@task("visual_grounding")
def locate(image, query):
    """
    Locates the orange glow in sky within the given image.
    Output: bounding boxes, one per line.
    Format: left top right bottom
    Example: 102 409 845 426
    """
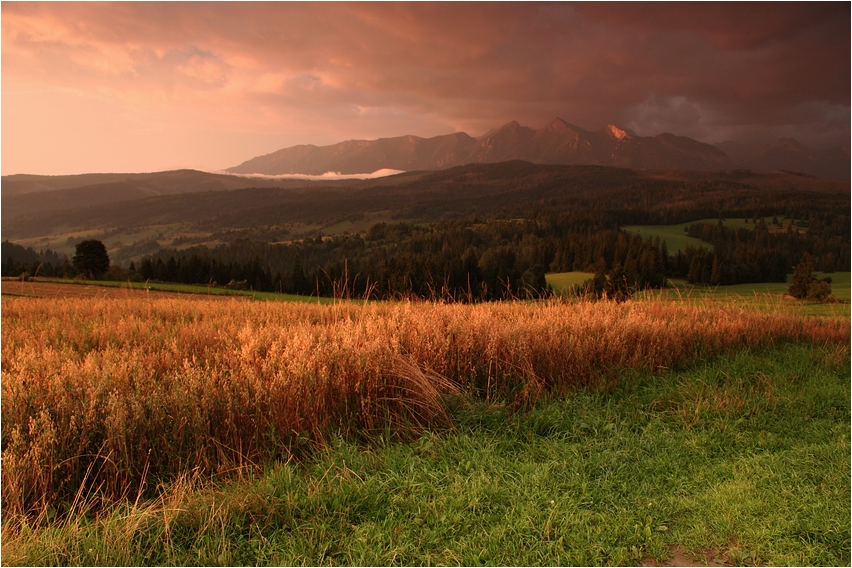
2 2 849 175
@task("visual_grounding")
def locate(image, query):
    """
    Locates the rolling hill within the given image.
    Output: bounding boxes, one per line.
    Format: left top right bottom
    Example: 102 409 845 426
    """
4 162 847 248
0 169 362 222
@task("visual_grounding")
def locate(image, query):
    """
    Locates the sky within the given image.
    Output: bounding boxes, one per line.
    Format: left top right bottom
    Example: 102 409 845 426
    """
2 1 849 175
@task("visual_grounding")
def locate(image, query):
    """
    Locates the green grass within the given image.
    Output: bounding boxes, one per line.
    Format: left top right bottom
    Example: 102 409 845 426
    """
23 277 343 304
546 271 851 316
621 223 709 254
4 344 849 566
663 272 850 301
650 273 852 317
545 271 595 291
622 217 807 254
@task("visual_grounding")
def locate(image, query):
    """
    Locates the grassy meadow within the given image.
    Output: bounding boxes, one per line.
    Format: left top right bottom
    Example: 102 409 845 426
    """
622 217 807 254
5 277 339 304
544 271 596 291
547 271 852 317
2 291 849 565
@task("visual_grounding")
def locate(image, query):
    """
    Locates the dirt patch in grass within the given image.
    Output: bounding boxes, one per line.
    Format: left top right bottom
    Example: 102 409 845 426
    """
642 546 728 567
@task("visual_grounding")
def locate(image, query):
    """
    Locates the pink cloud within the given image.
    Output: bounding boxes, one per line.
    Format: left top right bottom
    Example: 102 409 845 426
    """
2 2 848 175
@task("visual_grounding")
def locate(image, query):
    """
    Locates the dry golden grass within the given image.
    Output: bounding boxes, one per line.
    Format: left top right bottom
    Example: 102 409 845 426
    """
2 296 848 516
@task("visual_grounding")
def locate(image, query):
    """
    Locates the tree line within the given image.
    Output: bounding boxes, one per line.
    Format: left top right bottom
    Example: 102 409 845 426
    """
3 200 848 302
674 215 849 286
127 214 666 300
1 241 72 279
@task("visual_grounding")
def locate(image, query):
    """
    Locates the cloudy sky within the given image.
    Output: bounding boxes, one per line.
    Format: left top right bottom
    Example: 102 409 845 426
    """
2 2 849 175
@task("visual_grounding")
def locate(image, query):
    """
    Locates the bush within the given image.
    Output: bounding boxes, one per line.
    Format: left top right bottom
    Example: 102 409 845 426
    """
806 280 832 302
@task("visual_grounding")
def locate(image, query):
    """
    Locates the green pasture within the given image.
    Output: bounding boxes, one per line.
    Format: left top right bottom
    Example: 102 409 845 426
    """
660 272 850 301
622 217 806 254
9 277 342 305
620 223 707 254
545 271 595 291
547 271 851 316
12 223 194 258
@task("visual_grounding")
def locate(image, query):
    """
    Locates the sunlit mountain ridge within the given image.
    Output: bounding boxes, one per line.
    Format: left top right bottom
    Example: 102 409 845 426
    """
227 118 849 180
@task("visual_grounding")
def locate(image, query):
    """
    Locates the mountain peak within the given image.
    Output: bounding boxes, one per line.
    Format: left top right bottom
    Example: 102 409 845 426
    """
542 117 578 133
478 120 524 139
489 120 528 136
606 124 631 141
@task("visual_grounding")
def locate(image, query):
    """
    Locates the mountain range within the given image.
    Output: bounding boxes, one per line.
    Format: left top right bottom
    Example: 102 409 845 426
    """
227 118 849 180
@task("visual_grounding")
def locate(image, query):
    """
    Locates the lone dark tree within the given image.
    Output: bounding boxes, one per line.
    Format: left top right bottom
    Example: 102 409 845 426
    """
788 252 814 299
788 252 831 301
72 240 110 280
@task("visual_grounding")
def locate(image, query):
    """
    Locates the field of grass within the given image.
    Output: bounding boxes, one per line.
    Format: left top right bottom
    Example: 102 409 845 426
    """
1 277 339 304
661 272 851 301
622 217 806 254
545 271 595 291
620 223 708 254
547 271 851 316
3 342 848 566
12 223 193 259
2 294 849 565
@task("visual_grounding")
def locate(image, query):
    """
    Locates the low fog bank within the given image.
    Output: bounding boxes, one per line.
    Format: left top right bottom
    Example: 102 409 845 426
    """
212 168 405 181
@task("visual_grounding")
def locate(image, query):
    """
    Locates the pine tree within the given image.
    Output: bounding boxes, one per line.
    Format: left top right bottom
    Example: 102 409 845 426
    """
291 254 308 295
710 255 723 286
788 252 814 299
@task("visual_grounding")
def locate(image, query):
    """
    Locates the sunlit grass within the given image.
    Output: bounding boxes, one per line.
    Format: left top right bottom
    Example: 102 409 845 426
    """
545 271 595 291
3 344 848 566
2 295 848 519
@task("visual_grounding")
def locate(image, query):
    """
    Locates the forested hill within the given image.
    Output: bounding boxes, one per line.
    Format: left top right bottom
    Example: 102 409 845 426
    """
3 162 847 242
4 161 848 300
1 169 361 223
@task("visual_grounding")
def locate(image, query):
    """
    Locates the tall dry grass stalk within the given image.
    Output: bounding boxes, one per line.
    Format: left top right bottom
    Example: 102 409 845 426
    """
2 296 848 515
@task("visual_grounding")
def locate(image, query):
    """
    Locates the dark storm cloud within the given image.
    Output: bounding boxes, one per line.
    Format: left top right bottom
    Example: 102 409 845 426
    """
3 2 848 174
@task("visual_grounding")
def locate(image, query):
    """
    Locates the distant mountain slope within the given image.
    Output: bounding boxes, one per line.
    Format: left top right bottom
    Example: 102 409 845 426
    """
5 161 847 242
227 118 732 176
0 169 357 222
716 139 850 181
227 132 479 176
